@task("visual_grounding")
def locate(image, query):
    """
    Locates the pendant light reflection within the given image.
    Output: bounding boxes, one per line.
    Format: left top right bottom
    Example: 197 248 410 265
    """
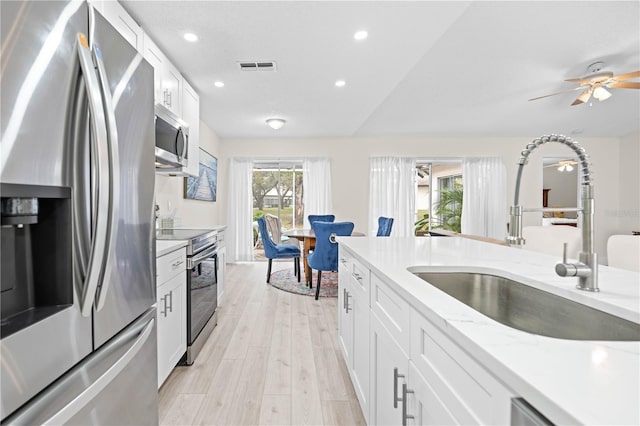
266 118 286 130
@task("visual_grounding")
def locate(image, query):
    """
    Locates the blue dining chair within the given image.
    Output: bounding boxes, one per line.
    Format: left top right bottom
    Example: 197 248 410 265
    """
307 221 354 300
257 217 301 283
376 216 394 237
308 214 335 227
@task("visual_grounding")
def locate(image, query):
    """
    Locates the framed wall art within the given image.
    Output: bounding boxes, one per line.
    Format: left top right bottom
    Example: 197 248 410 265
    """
184 148 217 202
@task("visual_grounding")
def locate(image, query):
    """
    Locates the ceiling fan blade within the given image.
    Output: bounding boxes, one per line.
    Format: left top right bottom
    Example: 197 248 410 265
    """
528 86 583 101
565 77 590 84
571 88 593 106
608 81 640 89
611 70 640 81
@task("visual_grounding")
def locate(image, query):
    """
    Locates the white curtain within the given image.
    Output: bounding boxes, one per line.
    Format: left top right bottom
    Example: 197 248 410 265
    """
369 157 416 237
461 157 507 240
302 158 332 225
227 158 254 261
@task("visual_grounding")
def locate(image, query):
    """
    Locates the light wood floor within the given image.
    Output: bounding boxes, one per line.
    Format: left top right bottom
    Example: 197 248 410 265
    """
158 261 366 426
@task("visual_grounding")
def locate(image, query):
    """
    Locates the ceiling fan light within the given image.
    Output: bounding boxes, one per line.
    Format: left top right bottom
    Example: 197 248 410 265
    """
266 118 286 130
593 86 612 101
565 164 574 172
557 164 565 172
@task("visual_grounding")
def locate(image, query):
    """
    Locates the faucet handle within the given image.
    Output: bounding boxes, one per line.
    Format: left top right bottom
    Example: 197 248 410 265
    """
562 242 568 264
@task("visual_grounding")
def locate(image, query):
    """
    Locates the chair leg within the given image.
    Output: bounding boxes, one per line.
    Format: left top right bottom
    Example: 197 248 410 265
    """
315 271 322 300
296 257 301 282
267 259 272 283
293 257 298 278
308 269 312 289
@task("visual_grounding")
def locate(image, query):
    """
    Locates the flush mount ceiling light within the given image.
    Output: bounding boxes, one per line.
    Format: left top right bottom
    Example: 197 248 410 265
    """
354 30 368 40
335 80 346 87
183 32 198 42
214 81 225 88
266 118 286 130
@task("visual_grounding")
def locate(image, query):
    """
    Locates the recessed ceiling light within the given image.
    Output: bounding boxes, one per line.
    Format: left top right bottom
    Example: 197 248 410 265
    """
354 30 368 41
214 81 225 88
335 80 346 87
266 118 286 130
184 33 198 42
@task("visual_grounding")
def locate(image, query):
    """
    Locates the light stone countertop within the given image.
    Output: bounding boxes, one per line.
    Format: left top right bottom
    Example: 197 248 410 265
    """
156 240 188 257
337 236 640 426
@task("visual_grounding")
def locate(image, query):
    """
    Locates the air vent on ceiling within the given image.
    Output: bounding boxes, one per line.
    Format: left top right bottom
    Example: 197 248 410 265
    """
238 61 277 71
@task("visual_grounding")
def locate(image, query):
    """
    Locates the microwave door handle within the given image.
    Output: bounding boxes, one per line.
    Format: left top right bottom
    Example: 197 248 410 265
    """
74 34 110 317
91 45 120 312
175 127 187 161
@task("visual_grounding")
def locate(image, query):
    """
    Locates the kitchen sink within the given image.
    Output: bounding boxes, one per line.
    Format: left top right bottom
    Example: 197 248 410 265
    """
410 271 640 341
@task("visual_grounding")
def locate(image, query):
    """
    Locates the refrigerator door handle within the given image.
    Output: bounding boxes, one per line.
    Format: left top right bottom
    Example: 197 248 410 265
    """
74 34 110 317
91 45 121 312
45 318 155 425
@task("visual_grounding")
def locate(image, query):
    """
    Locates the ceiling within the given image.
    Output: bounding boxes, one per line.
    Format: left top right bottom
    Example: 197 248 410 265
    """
121 1 640 140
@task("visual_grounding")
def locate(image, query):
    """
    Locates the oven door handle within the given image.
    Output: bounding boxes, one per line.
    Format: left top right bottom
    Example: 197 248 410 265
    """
188 245 218 269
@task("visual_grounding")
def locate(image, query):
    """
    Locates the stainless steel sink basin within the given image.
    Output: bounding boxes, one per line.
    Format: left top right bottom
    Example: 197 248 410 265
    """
412 272 640 341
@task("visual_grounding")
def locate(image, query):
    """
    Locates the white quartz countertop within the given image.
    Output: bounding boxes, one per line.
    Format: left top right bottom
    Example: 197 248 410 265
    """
156 240 187 257
337 236 640 425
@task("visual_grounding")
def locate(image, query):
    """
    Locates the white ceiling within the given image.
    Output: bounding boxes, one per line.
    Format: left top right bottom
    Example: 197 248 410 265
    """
121 1 640 139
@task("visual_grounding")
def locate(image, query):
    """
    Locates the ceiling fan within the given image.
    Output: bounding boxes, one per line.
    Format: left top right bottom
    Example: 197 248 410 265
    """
544 159 578 172
529 62 640 106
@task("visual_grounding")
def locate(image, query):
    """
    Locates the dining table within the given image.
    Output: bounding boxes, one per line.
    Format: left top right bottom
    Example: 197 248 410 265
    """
283 228 365 284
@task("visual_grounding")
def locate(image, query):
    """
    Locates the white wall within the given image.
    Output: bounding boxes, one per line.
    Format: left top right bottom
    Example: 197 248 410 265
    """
154 121 223 228
617 131 640 233
220 135 624 258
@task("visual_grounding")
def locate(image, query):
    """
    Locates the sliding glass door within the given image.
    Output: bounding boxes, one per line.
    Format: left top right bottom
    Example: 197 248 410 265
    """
252 161 304 230
415 161 463 235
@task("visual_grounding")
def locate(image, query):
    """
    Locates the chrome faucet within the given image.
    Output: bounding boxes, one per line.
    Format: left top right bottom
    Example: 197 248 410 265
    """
506 134 598 292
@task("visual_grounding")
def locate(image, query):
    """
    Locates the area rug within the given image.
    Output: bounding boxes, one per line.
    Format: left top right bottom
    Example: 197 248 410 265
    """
268 269 338 297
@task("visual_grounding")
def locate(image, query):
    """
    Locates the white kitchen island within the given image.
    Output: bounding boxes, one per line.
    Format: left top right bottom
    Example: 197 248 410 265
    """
336 236 640 425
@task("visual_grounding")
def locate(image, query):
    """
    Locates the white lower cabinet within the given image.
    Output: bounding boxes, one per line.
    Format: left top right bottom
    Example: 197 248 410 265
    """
217 244 226 303
338 246 514 426
156 247 186 388
407 361 457 425
338 253 370 421
370 312 409 426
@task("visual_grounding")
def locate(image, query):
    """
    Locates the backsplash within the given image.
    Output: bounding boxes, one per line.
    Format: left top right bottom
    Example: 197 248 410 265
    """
154 121 222 228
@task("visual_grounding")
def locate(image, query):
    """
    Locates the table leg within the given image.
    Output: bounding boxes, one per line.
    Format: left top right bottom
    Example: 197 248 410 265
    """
304 238 312 285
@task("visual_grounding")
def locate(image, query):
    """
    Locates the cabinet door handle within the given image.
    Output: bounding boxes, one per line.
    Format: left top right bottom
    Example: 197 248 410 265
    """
345 290 352 313
163 89 168 106
167 91 172 107
402 383 415 426
168 290 173 313
160 294 168 317
343 288 347 311
393 368 405 408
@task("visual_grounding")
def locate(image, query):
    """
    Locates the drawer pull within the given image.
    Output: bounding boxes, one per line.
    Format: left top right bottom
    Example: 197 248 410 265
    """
353 272 362 281
171 259 184 270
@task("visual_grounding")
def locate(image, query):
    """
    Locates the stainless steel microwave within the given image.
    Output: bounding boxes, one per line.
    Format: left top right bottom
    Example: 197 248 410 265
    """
155 104 189 169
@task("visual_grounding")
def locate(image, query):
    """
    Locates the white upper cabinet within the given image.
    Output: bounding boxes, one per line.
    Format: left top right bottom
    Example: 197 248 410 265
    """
181 80 200 177
142 33 182 117
91 0 143 51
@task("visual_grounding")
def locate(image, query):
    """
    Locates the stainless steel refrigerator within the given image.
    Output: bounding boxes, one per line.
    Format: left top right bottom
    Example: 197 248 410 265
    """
1 1 158 423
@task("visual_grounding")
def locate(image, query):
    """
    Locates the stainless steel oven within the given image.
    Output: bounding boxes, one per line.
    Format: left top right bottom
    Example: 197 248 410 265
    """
156 229 218 365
